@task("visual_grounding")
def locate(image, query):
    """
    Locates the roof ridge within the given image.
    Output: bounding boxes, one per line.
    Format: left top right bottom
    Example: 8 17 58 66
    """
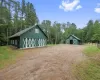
67 34 80 40
72 35 80 40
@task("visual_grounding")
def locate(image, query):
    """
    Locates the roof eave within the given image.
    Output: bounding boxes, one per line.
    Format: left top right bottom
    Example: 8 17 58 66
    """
9 35 20 39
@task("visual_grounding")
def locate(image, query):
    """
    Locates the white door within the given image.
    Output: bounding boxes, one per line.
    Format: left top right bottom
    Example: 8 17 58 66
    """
23 38 27 48
32 39 35 48
38 39 40 47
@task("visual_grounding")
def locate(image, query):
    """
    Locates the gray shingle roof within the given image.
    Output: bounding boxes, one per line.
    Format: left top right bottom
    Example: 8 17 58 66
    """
9 26 34 38
67 34 81 40
72 35 80 40
9 25 48 38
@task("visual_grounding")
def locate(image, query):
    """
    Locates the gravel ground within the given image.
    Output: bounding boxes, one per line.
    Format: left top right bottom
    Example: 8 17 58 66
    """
0 44 85 80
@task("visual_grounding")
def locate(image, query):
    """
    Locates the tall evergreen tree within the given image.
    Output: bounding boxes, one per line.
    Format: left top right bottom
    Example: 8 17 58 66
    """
0 0 39 45
21 0 25 29
25 2 39 26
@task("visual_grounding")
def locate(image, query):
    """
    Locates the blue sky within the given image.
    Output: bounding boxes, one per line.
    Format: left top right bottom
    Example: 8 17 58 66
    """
25 0 100 28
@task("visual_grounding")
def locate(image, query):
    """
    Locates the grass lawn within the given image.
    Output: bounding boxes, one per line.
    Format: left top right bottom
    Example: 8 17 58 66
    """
84 45 100 57
47 44 56 46
73 45 100 80
0 46 23 69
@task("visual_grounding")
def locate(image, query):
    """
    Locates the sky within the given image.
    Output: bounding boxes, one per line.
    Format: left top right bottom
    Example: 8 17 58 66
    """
25 0 100 28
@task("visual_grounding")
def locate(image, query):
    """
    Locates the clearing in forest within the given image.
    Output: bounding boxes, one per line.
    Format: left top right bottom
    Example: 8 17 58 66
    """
0 44 85 80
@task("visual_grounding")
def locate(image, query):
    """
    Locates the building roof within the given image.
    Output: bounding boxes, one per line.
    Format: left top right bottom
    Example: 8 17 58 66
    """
9 25 48 38
67 34 81 40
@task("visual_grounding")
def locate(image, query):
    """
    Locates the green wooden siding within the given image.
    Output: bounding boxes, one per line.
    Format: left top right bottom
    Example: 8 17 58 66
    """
66 36 80 45
20 25 47 48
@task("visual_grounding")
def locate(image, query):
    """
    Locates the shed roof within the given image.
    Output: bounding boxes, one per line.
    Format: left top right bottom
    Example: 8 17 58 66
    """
67 34 81 40
9 25 47 38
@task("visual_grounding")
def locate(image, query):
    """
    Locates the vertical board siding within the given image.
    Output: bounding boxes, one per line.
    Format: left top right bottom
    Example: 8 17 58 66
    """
66 35 80 45
20 26 47 48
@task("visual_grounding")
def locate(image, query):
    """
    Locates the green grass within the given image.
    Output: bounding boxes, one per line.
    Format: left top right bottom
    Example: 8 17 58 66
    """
47 44 56 46
74 60 100 80
84 45 100 57
73 45 100 80
0 46 23 69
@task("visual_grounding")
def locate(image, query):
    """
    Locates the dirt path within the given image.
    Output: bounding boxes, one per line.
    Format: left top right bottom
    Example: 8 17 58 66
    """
0 44 85 80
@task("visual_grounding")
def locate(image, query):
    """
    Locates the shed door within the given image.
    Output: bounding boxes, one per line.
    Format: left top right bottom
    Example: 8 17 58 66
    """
23 38 27 48
38 39 44 47
70 40 73 44
23 38 36 48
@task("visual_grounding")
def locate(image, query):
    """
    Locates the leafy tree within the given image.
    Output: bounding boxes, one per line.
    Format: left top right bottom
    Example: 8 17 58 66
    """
41 20 51 43
84 20 94 42
0 0 39 45
53 22 62 44
92 20 100 42
25 2 39 26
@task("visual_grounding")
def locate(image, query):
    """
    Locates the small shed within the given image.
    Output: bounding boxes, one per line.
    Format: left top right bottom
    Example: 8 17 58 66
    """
9 25 48 49
66 35 81 45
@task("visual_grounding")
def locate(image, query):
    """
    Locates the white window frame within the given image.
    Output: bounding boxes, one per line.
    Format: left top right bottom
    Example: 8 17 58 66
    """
35 29 39 33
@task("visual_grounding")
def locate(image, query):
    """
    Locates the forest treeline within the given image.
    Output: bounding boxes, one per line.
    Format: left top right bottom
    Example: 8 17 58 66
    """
0 0 38 45
0 0 100 45
41 20 100 44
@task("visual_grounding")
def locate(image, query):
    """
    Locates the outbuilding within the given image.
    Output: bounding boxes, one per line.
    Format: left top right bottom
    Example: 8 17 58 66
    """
66 35 81 45
9 25 47 49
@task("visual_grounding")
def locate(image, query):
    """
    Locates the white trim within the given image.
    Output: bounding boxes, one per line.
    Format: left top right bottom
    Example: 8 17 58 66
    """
26 38 27 48
32 39 35 48
23 38 27 48
41 39 42 46
38 39 40 47
34 39 36 47
22 38 47 49
42 39 44 46
29 38 31 48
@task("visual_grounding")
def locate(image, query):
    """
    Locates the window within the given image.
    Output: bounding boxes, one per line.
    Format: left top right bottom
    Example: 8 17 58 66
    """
11 40 12 44
13 40 14 44
35 29 39 33
13 40 15 45
15 40 17 45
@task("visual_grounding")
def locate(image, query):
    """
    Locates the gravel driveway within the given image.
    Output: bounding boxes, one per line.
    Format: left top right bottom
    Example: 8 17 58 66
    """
0 44 85 80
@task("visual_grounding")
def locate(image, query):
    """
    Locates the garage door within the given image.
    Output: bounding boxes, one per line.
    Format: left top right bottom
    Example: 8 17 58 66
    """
23 38 46 48
23 38 36 48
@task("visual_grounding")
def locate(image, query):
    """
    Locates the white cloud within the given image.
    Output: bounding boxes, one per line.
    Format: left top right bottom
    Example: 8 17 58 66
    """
59 0 82 12
95 3 100 13
76 5 82 10
95 8 100 13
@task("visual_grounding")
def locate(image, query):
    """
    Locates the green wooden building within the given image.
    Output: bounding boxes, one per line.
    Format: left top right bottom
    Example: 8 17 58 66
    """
66 35 81 45
9 25 48 49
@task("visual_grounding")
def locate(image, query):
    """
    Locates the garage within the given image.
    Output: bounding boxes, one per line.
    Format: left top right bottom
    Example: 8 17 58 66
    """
66 34 81 45
9 25 47 49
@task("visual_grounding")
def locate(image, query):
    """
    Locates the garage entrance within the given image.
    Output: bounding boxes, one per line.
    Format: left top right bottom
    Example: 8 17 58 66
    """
70 40 73 44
